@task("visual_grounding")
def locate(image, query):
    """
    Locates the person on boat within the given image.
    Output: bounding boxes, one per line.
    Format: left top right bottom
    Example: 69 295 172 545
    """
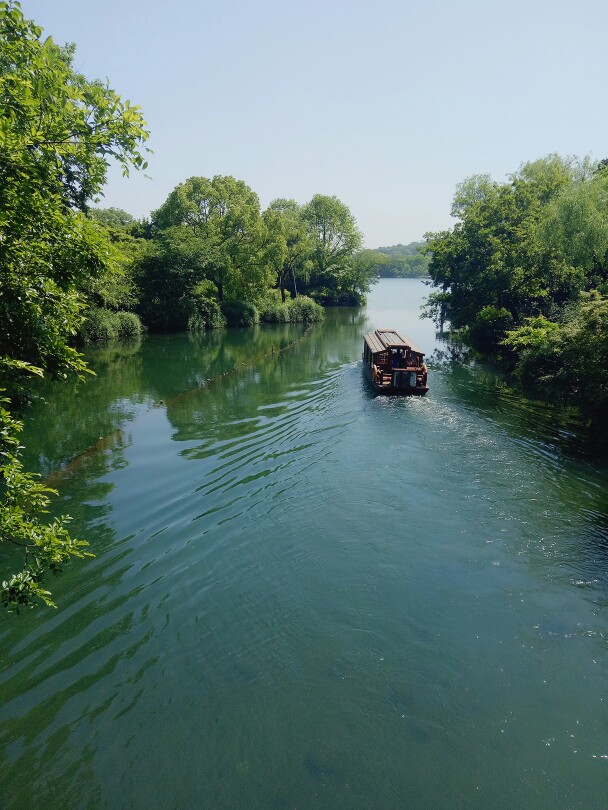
392 351 401 369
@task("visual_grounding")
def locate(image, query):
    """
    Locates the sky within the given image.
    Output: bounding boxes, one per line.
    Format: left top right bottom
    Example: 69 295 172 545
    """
21 0 608 248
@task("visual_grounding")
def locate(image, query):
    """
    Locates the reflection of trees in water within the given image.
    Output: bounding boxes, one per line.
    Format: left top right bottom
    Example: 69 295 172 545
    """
427 332 597 460
165 309 370 445
1 310 376 806
437 349 593 457
429 343 472 368
21 340 143 477
135 324 309 398
21 309 370 480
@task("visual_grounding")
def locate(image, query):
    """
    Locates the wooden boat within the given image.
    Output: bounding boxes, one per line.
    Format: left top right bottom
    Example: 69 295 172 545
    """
362 328 429 395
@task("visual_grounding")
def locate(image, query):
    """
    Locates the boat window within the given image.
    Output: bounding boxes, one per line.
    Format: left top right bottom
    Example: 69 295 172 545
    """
393 370 418 388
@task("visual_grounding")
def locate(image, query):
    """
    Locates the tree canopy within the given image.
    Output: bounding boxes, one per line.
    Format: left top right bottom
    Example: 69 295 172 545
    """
131 182 370 330
424 155 588 337
262 199 312 302
425 153 608 422
370 242 431 278
0 0 149 610
151 175 269 302
302 194 363 302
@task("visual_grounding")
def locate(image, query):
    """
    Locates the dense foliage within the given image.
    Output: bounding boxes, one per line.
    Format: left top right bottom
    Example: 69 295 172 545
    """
128 181 373 330
0 1 149 609
371 242 431 278
425 155 608 420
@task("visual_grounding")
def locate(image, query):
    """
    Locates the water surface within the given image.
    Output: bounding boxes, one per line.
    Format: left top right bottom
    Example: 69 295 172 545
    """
2 279 608 808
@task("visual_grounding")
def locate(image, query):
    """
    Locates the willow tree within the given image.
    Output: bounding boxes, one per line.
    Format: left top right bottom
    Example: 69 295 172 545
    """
0 1 149 610
537 168 608 288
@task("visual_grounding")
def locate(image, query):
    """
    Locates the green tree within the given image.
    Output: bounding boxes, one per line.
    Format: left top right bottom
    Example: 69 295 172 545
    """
371 242 431 278
77 217 146 313
503 293 608 420
339 249 379 305
302 194 362 303
152 176 269 302
89 206 135 228
134 228 212 331
537 169 608 288
262 199 312 301
0 1 149 609
424 156 582 341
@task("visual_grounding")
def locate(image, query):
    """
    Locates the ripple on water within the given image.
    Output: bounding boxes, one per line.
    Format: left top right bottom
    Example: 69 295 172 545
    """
4 301 608 809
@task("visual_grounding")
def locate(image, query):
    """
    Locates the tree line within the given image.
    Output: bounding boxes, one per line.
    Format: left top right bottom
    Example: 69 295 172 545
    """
0 1 152 610
425 155 608 425
83 178 376 340
370 242 430 278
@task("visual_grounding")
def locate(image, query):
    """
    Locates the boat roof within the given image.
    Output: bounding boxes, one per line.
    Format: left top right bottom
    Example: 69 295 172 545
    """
363 328 424 355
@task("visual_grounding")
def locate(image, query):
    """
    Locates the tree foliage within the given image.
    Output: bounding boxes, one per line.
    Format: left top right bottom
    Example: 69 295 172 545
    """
503 293 608 417
371 242 431 278
0 1 149 609
89 206 135 227
135 182 367 327
301 194 362 302
425 155 587 337
262 199 311 301
152 176 269 302
426 153 608 421
1 373 91 610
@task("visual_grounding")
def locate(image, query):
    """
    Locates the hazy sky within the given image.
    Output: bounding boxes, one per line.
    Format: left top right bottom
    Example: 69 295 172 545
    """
21 0 608 247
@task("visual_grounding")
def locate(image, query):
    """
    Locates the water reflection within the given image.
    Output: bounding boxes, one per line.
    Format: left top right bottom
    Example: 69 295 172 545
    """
2 281 608 809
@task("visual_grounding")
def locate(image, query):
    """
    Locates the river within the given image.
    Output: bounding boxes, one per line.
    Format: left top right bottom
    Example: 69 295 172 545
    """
1 279 607 809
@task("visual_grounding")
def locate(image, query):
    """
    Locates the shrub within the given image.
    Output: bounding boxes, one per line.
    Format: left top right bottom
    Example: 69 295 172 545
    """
259 301 291 323
115 311 143 339
221 300 259 327
188 294 226 331
79 308 142 341
80 307 120 341
468 306 514 351
136 293 193 332
286 296 324 323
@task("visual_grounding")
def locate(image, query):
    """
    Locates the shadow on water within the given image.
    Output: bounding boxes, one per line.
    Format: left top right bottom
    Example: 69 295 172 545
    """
432 342 601 459
428 343 608 597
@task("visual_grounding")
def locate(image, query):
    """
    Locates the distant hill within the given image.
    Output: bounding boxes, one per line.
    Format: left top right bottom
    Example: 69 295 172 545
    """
370 241 430 278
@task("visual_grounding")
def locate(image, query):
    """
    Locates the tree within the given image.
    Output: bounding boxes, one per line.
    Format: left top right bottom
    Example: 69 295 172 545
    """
134 228 211 331
262 199 312 301
537 170 608 287
370 242 431 278
88 206 135 227
503 293 608 420
152 176 269 302
424 155 583 340
339 249 379 305
302 194 362 302
0 1 149 609
450 174 496 218
0 1 148 377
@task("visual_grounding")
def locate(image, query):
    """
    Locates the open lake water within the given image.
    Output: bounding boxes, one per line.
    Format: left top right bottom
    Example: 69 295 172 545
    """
1 279 608 808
